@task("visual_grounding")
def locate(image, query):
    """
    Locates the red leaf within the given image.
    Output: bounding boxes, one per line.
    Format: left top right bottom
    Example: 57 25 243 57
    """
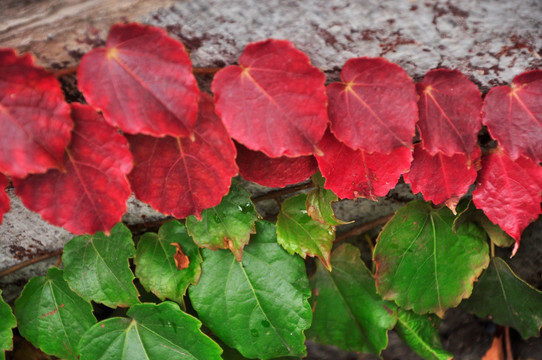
77 23 199 137
13 103 133 234
472 149 542 253
315 130 412 200
0 173 9 223
127 93 238 220
0 48 72 177
482 70 542 163
327 57 417 153
212 39 328 157
417 69 482 156
236 143 317 187
404 143 481 212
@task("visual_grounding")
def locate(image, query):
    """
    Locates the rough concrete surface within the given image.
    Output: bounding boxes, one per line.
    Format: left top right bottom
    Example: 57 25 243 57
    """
0 0 541 359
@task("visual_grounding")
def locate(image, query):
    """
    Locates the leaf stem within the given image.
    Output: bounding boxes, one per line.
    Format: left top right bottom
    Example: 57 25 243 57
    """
490 240 495 258
504 326 513 360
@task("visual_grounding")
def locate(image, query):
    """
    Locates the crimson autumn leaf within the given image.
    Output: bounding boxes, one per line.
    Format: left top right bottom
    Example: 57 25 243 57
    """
77 22 199 138
127 93 238 220
404 143 480 212
0 48 72 178
482 70 542 163
0 173 8 224
236 143 318 187
13 103 133 235
315 130 412 200
212 39 328 157
327 57 417 153
472 149 542 254
416 69 482 157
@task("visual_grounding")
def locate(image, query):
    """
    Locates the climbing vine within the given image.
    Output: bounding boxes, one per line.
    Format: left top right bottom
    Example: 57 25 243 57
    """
0 22 541 359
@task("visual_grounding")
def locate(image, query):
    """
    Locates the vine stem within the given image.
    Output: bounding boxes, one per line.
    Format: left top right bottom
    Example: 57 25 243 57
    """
50 65 222 78
0 249 63 278
251 182 315 203
334 214 393 243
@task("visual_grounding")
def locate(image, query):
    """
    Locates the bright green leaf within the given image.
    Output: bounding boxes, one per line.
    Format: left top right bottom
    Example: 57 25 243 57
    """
189 220 312 359
14 267 96 359
461 257 542 339
186 182 259 261
0 290 16 360
135 220 202 305
307 243 397 355
78 302 222 360
395 308 452 360
374 200 489 317
306 172 350 226
276 193 335 270
62 223 139 308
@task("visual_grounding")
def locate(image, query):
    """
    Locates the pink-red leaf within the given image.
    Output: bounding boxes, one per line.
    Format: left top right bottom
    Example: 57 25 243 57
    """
127 93 238 220
78 23 199 137
212 39 328 157
472 149 542 253
404 144 481 213
327 57 417 153
0 48 72 178
0 173 9 223
236 143 317 187
416 69 482 156
482 70 542 163
13 103 133 235
315 130 412 200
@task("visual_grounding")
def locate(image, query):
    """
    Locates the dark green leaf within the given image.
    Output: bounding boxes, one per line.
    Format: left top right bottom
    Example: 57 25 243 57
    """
307 243 397 354
14 267 96 359
189 220 312 359
306 172 350 226
395 309 452 360
78 302 222 360
0 290 16 360
461 257 542 339
186 182 258 261
374 200 489 317
453 200 514 248
62 223 139 308
276 193 335 270
135 220 202 305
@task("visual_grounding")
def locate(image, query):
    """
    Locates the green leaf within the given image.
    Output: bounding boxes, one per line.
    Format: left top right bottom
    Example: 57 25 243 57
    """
453 200 514 248
307 243 397 355
189 220 312 359
78 302 222 360
395 309 452 360
135 220 202 305
374 200 489 317
14 267 97 359
62 223 139 308
461 257 542 339
0 290 16 360
276 193 335 270
186 182 259 261
306 172 350 226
